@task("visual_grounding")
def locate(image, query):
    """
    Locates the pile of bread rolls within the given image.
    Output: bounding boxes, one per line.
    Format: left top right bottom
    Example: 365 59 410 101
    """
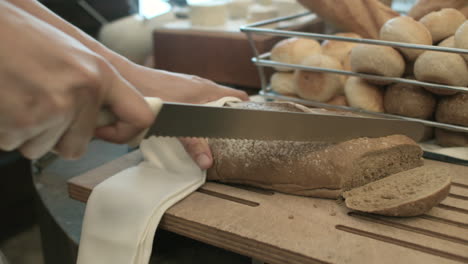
269 8 468 146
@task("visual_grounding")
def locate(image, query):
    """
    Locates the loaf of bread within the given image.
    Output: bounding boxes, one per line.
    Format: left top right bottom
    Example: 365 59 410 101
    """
408 0 468 20
350 44 405 84
435 128 468 147
344 77 384 112
294 54 344 102
384 82 436 119
419 8 466 43
379 16 433 61
207 102 424 199
270 72 296 96
343 165 451 216
435 93 468 126
414 51 468 95
455 21 468 63
296 0 398 39
270 37 321 71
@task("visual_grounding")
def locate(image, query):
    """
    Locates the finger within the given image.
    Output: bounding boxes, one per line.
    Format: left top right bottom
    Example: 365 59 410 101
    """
94 77 153 143
229 88 249 101
19 122 68 160
179 138 213 169
207 85 249 103
54 103 98 159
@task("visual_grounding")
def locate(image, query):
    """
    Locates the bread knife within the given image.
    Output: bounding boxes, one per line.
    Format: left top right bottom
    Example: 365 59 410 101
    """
98 97 426 143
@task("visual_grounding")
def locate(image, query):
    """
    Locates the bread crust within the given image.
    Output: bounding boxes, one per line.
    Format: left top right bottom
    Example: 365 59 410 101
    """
408 0 468 20
435 128 468 147
436 93 468 126
455 21 468 63
294 54 344 102
384 82 436 119
380 16 433 61
345 77 384 112
270 72 296 96
270 37 321 71
414 51 468 94
419 8 466 43
322 32 362 64
350 44 405 84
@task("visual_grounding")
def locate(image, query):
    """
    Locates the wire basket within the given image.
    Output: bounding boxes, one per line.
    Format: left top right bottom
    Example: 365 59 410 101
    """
240 12 468 134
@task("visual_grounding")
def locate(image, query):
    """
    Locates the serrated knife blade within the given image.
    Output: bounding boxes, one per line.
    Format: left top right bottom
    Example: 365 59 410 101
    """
144 102 426 142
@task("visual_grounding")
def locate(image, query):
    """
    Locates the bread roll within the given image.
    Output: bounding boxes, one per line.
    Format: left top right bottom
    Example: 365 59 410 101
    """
438 35 455 47
326 95 348 107
344 77 384 112
455 21 468 63
422 126 435 141
384 82 436 119
419 8 466 43
408 0 468 20
270 72 296 96
379 16 433 61
207 102 423 198
436 93 468 126
435 128 468 147
294 54 344 102
461 5 468 17
350 44 405 84
270 37 321 71
342 52 352 72
322 32 362 64
414 51 468 95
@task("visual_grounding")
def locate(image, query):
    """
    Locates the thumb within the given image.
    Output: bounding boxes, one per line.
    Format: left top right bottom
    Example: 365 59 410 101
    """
94 75 154 144
179 138 213 170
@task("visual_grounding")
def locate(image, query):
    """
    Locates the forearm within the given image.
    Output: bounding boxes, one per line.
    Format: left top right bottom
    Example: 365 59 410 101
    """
6 0 135 74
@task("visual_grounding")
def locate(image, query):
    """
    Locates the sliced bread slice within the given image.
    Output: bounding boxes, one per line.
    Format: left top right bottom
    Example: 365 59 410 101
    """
342 165 451 216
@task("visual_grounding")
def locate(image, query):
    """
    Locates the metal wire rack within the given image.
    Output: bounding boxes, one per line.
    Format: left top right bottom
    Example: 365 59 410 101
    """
240 12 468 134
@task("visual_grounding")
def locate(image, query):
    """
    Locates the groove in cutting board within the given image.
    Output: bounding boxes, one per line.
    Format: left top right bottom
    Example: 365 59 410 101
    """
449 193 468 201
225 183 275 195
438 204 468 215
335 225 468 263
197 188 260 207
348 212 468 246
420 215 468 229
452 182 468 189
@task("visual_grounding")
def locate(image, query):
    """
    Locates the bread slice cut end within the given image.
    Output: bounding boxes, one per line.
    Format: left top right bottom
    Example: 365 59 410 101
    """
343 165 451 217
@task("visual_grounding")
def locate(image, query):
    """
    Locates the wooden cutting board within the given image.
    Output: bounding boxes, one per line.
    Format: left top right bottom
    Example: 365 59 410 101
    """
68 151 468 264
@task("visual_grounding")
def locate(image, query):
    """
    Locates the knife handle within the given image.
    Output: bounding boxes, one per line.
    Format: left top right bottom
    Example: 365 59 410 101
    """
97 97 163 146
